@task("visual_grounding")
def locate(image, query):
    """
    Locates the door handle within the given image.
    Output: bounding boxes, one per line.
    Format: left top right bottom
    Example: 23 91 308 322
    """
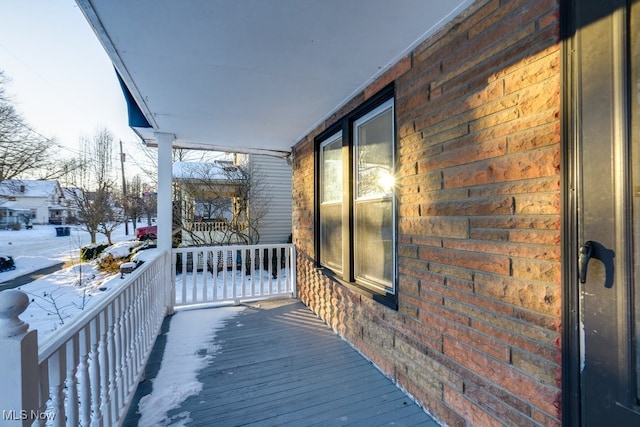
579 241 593 284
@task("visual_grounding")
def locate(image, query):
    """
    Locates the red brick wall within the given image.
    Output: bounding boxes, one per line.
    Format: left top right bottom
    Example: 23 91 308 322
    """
292 0 562 425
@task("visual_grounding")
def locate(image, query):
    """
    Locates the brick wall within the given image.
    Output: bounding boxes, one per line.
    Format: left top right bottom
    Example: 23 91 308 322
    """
292 0 562 425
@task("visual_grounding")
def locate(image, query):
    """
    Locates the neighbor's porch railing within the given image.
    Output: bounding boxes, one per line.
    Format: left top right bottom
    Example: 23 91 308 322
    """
0 243 296 426
172 243 296 307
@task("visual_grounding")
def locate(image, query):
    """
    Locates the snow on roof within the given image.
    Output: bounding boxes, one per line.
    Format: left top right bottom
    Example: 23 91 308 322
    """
63 187 84 199
0 179 60 198
172 161 243 181
0 200 31 211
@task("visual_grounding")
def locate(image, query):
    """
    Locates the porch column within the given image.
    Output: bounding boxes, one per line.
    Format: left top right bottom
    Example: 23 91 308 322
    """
155 132 175 314
0 290 39 426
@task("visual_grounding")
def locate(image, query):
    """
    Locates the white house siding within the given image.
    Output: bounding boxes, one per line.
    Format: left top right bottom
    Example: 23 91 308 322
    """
0 180 65 225
241 154 292 244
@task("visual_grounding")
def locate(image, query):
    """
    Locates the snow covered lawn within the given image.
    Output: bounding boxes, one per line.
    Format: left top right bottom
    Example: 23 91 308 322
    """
0 224 139 337
0 224 129 282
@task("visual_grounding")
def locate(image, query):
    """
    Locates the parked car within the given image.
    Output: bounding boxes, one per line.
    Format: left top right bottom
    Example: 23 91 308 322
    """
136 225 157 240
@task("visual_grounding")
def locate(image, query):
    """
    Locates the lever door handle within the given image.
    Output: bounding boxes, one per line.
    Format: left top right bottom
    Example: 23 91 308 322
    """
579 241 593 284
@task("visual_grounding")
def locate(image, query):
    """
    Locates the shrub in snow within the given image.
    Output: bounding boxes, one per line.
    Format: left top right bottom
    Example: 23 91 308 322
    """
97 240 142 273
0 253 15 271
80 243 109 261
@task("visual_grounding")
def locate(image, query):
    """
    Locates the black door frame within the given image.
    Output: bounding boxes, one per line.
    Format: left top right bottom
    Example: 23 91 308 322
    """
561 1 638 425
560 1 581 423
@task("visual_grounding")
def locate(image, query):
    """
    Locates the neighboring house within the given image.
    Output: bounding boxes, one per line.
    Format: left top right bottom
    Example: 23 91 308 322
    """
173 155 292 246
0 180 67 225
235 154 292 244
75 1 640 425
0 200 31 229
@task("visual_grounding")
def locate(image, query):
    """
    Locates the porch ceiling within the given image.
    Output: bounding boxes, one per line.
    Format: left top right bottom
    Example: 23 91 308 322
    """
77 0 473 157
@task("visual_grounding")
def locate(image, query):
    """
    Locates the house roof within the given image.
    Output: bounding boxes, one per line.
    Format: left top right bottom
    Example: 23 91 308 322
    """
0 180 60 199
173 162 243 182
76 0 474 157
0 200 31 211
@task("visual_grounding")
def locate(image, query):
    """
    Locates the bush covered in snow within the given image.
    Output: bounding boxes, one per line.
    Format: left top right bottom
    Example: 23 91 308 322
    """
80 243 109 261
97 240 142 273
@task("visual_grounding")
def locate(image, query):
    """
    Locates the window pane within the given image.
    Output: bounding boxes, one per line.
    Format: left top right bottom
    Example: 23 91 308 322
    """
320 133 342 271
322 136 343 203
354 100 394 292
355 198 393 290
320 203 342 271
356 108 393 200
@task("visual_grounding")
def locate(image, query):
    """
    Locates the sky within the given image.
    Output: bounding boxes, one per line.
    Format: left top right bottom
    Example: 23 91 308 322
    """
0 0 151 177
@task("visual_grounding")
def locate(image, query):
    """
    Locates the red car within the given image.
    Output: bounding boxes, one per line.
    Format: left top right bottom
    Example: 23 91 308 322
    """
136 225 157 240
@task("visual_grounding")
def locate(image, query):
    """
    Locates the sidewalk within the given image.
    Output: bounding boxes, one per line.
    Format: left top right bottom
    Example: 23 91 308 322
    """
0 262 64 290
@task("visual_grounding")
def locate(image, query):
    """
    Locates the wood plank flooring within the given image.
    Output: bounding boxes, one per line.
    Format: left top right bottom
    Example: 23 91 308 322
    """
124 299 439 426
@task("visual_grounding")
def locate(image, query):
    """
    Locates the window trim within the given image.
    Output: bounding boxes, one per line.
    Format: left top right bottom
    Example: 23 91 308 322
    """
314 83 397 309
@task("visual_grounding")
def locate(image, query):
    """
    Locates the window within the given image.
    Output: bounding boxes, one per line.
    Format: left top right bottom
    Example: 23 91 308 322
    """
320 133 343 272
354 101 395 291
317 88 396 307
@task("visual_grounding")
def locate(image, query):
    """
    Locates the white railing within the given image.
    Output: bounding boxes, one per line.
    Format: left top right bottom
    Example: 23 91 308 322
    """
183 220 248 232
0 243 297 426
172 243 296 307
0 251 168 426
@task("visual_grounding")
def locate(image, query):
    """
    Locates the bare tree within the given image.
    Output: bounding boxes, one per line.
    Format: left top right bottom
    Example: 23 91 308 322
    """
0 70 78 182
176 158 270 246
123 174 157 229
67 128 122 244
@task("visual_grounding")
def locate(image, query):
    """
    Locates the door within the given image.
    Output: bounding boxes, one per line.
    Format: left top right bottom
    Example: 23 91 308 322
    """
571 0 640 424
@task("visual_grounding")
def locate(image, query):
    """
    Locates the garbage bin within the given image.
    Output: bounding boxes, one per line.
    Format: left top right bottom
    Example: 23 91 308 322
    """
55 227 64 237
64 226 71 236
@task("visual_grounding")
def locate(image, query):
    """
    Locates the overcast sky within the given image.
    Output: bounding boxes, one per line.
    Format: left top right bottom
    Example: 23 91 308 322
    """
0 0 149 174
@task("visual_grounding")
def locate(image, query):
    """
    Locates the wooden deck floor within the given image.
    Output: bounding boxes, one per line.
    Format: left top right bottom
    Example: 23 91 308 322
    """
124 299 439 426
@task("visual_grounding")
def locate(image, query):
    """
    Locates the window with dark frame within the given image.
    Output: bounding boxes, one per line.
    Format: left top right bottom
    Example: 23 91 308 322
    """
317 89 397 308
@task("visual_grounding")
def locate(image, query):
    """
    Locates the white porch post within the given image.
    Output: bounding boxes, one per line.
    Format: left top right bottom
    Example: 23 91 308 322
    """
0 290 39 426
155 132 175 314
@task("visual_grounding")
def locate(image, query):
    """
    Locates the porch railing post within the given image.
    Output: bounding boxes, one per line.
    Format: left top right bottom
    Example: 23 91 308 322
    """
0 290 39 426
166 250 175 315
291 245 297 298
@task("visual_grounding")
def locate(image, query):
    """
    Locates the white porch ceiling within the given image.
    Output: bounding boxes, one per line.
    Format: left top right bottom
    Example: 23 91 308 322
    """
77 0 474 157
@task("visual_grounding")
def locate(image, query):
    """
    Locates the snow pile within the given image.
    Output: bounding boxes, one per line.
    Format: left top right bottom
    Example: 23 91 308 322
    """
137 306 244 426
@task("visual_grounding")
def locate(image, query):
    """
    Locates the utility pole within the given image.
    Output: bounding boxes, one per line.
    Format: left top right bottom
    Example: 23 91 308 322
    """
120 140 129 235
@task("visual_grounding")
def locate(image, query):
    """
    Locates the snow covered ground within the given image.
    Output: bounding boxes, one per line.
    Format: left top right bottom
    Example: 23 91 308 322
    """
0 224 136 335
0 224 128 282
0 223 245 425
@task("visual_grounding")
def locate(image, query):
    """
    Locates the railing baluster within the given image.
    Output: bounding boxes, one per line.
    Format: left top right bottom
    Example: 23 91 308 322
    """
250 249 256 297
47 347 65 427
259 248 265 296
268 248 274 295
35 362 49 427
222 250 228 300
99 309 112 426
276 247 282 293
65 336 79 427
113 297 123 419
181 250 187 304
124 285 135 397
78 324 91 426
232 249 238 301
203 250 210 302
240 249 247 299
89 317 103 426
